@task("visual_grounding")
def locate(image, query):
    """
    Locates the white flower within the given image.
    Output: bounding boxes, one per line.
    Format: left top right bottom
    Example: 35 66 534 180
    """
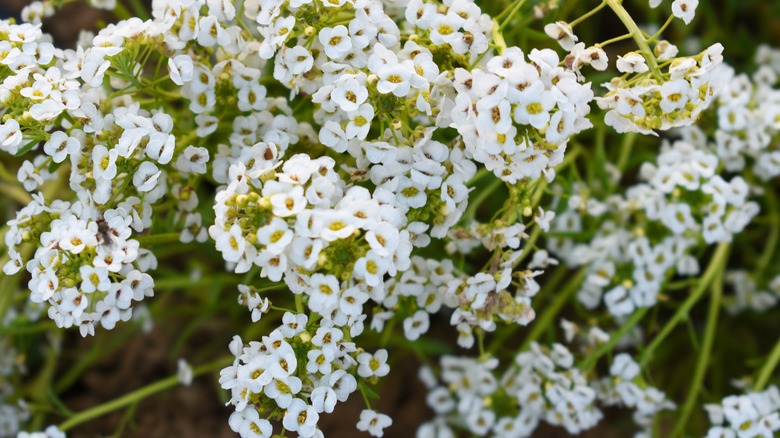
616 52 649 73
79 265 110 294
92 144 118 182
44 131 79 163
0 119 23 153
534 207 556 232
168 54 194 85
377 64 411 97
403 310 430 340
354 252 389 287
659 79 691 113
356 409 393 437
346 104 374 140
282 45 314 75
80 52 110 87
177 358 194 386
332 76 368 113
198 15 229 47
513 82 556 130
319 26 352 59
327 369 357 401
610 353 640 380
319 211 356 241
307 348 335 375
365 222 399 257
339 286 368 316
270 185 307 217
215 224 246 263
357 349 390 378
229 409 273 438
310 386 338 413
132 161 162 192
604 285 635 316
672 0 699 25
257 217 294 254
279 312 307 338
544 21 578 50
30 98 65 121
146 132 176 164
308 273 340 314
176 146 209 174
282 398 319 438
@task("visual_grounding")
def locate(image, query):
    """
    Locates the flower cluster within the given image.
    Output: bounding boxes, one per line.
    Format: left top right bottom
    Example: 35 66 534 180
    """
0 339 29 437
704 386 780 438
723 271 780 314
548 138 758 316
2 0 780 436
597 44 727 136
4 194 154 336
592 353 675 436
700 45 780 180
220 316 391 438
419 343 602 437
449 47 594 183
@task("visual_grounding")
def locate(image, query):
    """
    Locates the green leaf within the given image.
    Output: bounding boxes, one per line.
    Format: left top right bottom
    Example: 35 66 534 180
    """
47 159 63 174
14 139 40 157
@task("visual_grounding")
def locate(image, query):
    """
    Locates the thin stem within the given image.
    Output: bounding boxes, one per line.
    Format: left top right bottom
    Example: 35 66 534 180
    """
495 0 527 24
511 226 541 268
0 183 33 205
498 0 528 33
568 1 606 28
464 177 504 221
295 293 304 314
757 189 779 276
639 243 731 368
755 338 780 392
605 0 663 81
598 32 633 48
517 268 585 351
672 264 723 437
580 306 650 372
616 132 637 172
647 15 675 43
111 1 134 20
476 328 486 358
59 357 232 432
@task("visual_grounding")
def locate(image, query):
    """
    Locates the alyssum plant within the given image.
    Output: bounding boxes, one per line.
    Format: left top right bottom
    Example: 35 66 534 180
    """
1 0 779 436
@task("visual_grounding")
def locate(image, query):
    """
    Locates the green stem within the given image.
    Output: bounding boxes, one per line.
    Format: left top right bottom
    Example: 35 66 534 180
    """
111 1 134 20
59 357 232 432
647 15 675 43
580 306 650 372
672 264 724 437
598 32 633 48
755 337 780 392
465 177 504 221
568 1 607 28
616 132 637 173
295 293 304 314
605 0 663 81
495 0 527 24
511 226 541 268
128 0 151 22
0 183 32 205
757 189 779 276
639 243 731 368
517 268 585 351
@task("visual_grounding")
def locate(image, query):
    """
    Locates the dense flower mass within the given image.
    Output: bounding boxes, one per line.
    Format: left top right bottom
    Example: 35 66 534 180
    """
1 0 780 437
